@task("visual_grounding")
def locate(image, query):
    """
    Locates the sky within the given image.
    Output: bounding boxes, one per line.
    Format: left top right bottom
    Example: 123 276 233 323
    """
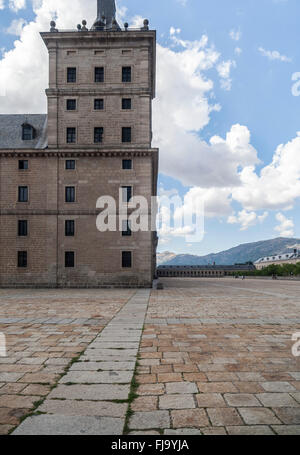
0 0 300 256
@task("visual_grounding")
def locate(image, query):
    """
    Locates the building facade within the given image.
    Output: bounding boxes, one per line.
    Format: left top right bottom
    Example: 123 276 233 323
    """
254 249 300 270
0 2 158 288
157 264 256 278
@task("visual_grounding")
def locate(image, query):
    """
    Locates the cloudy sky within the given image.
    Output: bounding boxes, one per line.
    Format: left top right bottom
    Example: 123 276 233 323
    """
0 0 300 255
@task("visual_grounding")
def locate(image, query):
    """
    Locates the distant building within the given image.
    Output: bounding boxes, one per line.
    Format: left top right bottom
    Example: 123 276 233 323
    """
254 249 300 270
157 264 255 278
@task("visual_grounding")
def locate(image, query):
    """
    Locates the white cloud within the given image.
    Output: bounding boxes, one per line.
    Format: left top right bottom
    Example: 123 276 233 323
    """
228 210 268 231
9 0 26 12
258 47 292 63
234 47 242 56
274 213 294 237
5 18 27 36
217 60 236 90
229 29 241 41
0 0 5 10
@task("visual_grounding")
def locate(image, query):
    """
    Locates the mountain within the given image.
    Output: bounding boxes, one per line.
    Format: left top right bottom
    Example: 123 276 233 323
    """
158 237 300 266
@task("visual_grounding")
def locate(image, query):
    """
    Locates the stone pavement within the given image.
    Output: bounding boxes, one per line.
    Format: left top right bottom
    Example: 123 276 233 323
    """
12 290 150 435
0 279 300 435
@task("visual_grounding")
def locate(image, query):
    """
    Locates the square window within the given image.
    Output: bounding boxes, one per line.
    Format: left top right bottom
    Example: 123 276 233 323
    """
67 128 76 143
18 251 27 268
122 98 131 110
22 125 34 141
122 186 132 203
65 186 75 203
122 159 132 170
122 67 131 82
67 99 76 110
122 220 132 237
18 186 28 202
94 127 104 143
67 67 76 83
122 127 131 143
122 251 132 268
65 220 75 237
65 251 75 268
66 160 76 170
18 160 28 170
95 67 104 83
94 99 104 110
18 220 28 236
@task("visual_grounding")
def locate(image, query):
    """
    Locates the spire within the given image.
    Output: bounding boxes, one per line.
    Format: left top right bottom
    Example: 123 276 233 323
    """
92 0 120 31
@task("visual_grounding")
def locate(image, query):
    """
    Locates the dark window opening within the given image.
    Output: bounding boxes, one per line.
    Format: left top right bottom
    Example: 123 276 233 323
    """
67 67 76 83
122 220 132 237
67 99 76 110
122 186 132 203
65 186 75 203
122 159 132 170
122 98 131 110
65 251 75 268
66 160 76 170
94 99 104 110
18 186 28 202
18 160 28 170
22 124 35 141
122 251 132 268
95 67 104 83
18 220 28 237
94 127 104 143
65 220 75 237
122 127 131 143
67 127 76 143
18 251 27 268
122 66 131 82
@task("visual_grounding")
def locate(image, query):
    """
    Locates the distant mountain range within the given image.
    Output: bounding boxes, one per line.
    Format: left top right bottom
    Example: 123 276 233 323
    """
157 237 300 266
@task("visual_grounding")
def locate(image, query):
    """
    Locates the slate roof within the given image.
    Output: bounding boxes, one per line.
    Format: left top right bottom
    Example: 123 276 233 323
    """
255 251 300 264
0 114 48 149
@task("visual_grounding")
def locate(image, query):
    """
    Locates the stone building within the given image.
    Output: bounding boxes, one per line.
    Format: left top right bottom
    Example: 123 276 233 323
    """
157 264 256 278
0 1 158 288
254 249 300 270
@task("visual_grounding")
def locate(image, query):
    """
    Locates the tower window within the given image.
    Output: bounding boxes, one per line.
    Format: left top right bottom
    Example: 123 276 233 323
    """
65 186 75 203
122 66 131 82
94 99 104 110
122 127 131 143
67 67 76 83
122 98 131 110
18 160 28 170
18 220 28 237
65 220 75 237
122 220 132 237
94 127 104 143
122 251 132 268
122 186 132 203
18 251 27 268
122 159 132 170
95 67 104 83
22 124 35 141
66 127 76 143
67 99 76 110
66 160 76 170
65 251 75 268
18 186 28 202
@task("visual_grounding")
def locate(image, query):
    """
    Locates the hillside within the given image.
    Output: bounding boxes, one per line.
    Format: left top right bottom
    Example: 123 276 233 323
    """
157 237 300 266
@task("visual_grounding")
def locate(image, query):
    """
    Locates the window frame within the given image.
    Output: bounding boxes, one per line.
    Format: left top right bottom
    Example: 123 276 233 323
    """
18 220 28 237
66 99 77 111
94 66 105 83
122 220 132 237
122 159 132 170
18 186 28 203
66 127 76 144
122 251 132 268
18 251 28 268
18 160 28 170
122 98 132 110
122 66 132 83
122 127 132 143
94 127 104 144
65 251 75 268
65 186 76 203
65 159 76 170
94 98 104 111
121 185 132 203
65 220 75 237
67 67 77 83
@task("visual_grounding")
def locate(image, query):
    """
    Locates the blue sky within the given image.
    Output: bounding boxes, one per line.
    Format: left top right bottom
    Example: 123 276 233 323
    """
0 0 300 256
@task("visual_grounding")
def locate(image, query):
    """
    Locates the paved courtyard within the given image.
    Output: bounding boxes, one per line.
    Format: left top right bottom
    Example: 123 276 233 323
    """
0 279 300 435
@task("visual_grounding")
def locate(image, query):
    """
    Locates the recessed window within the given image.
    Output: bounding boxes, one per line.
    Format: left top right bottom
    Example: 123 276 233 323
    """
18 220 28 237
18 186 28 203
122 220 132 237
94 127 103 143
22 124 35 141
67 67 76 83
122 251 132 268
95 67 104 83
66 160 76 170
65 251 75 268
122 66 131 82
65 220 75 237
65 186 75 203
67 128 76 143
67 99 76 111
122 98 131 110
94 99 104 110
122 186 132 203
18 251 27 268
122 159 132 170
18 160 28 170
122 127 131 143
